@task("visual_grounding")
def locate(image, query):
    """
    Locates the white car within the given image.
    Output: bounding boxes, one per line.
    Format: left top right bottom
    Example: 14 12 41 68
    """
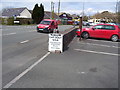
88 22 97 26
106 23 117 25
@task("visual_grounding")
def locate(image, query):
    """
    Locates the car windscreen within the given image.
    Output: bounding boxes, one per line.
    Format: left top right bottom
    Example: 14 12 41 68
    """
40 21 51 25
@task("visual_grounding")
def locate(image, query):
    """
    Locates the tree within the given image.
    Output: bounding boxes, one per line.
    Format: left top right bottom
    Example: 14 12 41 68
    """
39 4 44 23
32 4 39 24
92 11 116 23
117 12 120 23
32 3 44 24
82 16 89 21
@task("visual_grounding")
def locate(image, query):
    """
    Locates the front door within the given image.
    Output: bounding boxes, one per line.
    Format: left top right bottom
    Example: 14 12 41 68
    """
90 25 104 38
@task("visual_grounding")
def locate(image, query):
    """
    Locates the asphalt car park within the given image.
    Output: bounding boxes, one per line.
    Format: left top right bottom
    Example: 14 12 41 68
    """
2 25 119 88
5 36 119 88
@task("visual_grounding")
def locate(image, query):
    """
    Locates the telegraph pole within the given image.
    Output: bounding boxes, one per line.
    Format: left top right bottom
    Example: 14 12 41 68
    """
58 0 60 19
116 0 119 23
51 2 52 19
82 1 84 17
53 2 54 19
79 15 82 41
79 1 84 41
116 0 118 13
51 1 54 19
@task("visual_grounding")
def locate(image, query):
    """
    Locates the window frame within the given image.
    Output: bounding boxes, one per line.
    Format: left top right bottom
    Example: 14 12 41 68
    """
103 25 115 30
93 25 105 30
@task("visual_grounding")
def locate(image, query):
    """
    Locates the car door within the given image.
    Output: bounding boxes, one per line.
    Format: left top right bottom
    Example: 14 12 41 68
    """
90 25 104 38
101 25 116 39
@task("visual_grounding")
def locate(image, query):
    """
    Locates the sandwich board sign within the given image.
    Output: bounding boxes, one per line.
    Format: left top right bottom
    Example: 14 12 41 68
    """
49 33 63 52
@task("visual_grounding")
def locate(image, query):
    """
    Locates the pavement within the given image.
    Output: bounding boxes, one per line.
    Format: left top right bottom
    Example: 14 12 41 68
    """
4 37 118 88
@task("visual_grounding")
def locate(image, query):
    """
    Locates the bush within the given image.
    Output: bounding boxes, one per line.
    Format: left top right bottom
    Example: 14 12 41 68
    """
15 18 33 25
0 18 9 25
1 17 34 25
7 17 14 25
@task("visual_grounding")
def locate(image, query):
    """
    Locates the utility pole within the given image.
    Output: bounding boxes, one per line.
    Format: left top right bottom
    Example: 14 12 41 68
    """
82 1 84 17
51 1 54 19
116 0 118 13
51 1 55 19
53 2 54 19
58 0 60 19
79 1 84 41
116 0 118 23
51 2 52 19
79 15 82 41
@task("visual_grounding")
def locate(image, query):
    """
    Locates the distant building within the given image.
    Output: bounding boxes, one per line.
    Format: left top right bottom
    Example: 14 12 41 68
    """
88 18 113 23
2 7 58 20
59 13 72 20
2 7 32 18
59 13 73 25
44 11 58 19
88 19 101 24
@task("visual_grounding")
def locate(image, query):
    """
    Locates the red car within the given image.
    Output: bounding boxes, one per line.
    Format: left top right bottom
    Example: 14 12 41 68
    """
76 24 120 42
37 19 58 33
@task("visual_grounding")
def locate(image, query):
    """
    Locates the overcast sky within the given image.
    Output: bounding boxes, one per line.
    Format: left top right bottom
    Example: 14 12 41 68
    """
1 0 119 15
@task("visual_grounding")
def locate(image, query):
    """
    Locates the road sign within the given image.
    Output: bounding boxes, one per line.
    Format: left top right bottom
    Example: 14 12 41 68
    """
49 33 63 52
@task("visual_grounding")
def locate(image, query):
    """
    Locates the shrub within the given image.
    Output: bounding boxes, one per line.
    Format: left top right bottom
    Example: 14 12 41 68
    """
7 17 14 25
16 18 33 25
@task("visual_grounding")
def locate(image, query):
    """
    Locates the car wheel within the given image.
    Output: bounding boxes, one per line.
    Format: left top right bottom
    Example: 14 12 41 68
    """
82 32 89 39
111 35 118 42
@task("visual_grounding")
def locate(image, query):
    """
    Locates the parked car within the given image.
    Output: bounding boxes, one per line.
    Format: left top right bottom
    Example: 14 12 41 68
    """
76 24 120 42
106 23 117 25
74 21 90 26
74 21 79 25
88 22 97 26
83 21 90 26
37 19 58 33
106 23 120 27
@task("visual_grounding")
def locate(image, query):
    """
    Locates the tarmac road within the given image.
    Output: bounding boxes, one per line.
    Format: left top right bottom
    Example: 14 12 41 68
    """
3 36 119 88
2 25 74 87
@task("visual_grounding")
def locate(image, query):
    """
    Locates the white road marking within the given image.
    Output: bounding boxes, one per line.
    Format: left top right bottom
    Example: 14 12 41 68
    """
3 30 35 36
79 42 119 48
3 33 16 36
3 52 50 88
74 49 119 56
20 40 29 44
80 72 85 74
87 39 119 43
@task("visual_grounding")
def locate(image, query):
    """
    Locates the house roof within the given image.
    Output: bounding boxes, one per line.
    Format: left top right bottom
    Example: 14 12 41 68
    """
59 13 72 20
2 7 28 17
2 7 58 19
44 11 58 19
21 10 58 19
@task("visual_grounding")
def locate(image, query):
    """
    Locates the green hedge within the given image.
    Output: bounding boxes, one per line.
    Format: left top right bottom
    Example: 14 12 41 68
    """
16 18 33 25
1 17 33 25
0 18 14 25
7 17 14 25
